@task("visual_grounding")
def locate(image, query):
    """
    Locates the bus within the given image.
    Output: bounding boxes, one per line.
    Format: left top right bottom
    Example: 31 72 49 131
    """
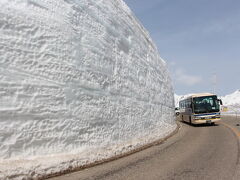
179 93 222 125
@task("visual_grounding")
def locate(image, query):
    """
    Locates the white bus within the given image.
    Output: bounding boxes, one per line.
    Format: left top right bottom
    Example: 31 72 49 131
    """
179 93 222 125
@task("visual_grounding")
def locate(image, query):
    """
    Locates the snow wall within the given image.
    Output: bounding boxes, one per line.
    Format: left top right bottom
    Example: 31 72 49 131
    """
0 0 175 178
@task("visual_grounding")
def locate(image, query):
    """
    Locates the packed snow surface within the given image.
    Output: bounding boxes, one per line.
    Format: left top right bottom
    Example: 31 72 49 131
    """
0 0 175 179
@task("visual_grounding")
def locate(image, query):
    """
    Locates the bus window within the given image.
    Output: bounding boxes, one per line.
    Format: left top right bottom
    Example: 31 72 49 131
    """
193 96 220 114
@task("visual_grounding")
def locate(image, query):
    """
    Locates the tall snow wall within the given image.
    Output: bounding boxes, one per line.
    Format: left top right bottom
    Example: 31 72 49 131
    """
0 0 175 178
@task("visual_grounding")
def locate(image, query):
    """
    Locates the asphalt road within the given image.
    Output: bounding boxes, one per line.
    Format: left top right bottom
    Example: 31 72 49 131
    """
49 116 240 180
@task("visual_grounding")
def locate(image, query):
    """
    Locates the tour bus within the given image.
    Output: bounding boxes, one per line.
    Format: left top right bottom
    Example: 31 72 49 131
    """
179 93 222 125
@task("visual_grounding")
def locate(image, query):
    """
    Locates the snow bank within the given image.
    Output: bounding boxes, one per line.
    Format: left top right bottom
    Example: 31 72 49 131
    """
174 94 182 107
221 90 240 115
0 0 175 179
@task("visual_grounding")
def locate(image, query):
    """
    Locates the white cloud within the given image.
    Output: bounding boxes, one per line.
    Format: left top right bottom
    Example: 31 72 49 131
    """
175 68 202 86
168 61 176 67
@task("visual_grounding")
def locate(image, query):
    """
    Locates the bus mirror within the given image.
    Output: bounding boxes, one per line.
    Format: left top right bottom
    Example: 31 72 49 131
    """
218 99 223 105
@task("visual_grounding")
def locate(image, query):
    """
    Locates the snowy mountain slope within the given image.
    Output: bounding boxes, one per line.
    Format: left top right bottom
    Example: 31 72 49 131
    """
221 90 240 106
221 90 240 114
0 0 175 179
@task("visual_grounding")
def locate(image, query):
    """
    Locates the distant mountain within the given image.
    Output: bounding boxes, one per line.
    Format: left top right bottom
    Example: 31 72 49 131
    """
221 90 240 107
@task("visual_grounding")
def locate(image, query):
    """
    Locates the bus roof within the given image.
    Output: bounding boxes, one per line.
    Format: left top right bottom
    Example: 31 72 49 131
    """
181 93 216 100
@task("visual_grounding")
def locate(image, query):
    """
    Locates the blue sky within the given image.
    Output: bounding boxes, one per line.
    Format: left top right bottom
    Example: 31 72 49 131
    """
124 0 240 96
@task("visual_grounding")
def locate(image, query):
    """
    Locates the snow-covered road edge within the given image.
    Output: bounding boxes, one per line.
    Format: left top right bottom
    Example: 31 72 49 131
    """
0 122 178 180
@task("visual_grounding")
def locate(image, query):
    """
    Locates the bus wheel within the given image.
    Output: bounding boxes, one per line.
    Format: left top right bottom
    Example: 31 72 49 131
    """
189 117 192 125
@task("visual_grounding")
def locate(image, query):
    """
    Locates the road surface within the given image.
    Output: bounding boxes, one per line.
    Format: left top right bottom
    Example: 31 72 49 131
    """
49 116 240 180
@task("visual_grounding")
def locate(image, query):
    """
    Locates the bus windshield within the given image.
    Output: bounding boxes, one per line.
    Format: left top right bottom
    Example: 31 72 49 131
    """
193 96 220 114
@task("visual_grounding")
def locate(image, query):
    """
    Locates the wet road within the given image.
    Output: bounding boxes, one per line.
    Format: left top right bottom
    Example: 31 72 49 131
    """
49 116 240 180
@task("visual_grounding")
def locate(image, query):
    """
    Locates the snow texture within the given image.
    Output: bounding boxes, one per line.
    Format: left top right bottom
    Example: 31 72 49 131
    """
0 0 175 179
221 90 240 114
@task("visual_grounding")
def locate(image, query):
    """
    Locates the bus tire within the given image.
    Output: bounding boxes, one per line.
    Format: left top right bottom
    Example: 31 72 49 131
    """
189 116 192 125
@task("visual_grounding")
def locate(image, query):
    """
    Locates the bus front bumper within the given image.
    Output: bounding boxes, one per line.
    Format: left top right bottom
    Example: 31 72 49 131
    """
193 118 221 124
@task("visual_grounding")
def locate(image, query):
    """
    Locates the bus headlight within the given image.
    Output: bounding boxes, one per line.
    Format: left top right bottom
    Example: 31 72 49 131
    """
194 117 201 120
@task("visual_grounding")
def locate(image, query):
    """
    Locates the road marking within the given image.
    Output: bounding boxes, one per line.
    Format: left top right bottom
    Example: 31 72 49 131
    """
220 122 240 139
